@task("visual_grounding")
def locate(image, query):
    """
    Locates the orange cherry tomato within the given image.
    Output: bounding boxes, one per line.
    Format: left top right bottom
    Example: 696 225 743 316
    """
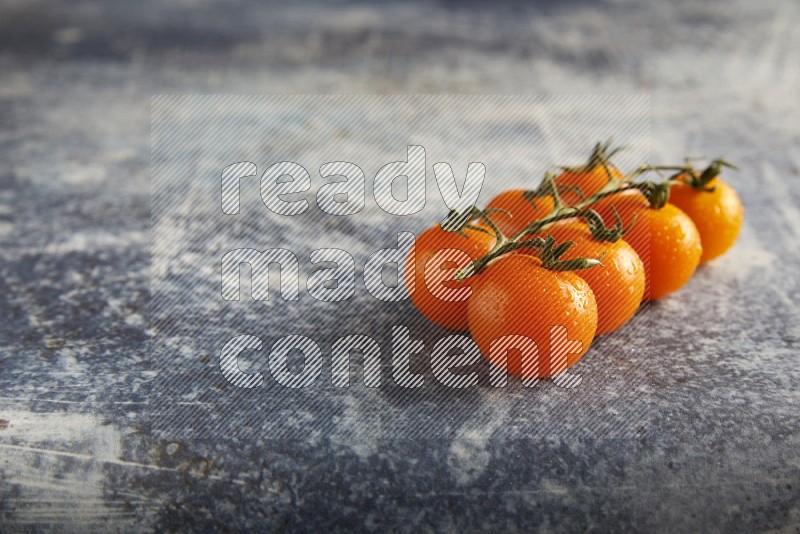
485 189 555 236
592 190 702 300
556 163 622 206
467 254 598 379
405 225 496 331
668 176 743 263
527 221 645 336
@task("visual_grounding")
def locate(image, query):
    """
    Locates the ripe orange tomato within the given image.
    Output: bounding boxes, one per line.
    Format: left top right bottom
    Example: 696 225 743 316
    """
527 221 645 336
592 190 702 300
405 225 496 331
668 176 743 263
556 163 622 206
467 254 598 379
485 189 555 236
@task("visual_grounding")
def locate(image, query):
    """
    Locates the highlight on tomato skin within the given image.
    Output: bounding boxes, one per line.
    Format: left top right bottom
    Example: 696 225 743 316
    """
591 190 702 301
524 221 646 336
404 224 496 332
668 176 744 263
485 189 555 236
467 253 598 379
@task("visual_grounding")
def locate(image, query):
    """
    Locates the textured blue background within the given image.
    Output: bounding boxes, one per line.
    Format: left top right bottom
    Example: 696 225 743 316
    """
0 0 798 531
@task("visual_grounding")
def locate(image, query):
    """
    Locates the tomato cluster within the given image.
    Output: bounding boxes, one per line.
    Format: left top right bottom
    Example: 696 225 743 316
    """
405 143 743 380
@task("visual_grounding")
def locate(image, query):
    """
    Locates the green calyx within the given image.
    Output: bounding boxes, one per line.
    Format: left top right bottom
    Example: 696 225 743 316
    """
579 208 631 242
635 181 672 209
562 140 624 176
677 158 738 191
631 158 739 200
523 171 567 209
530 236 604 271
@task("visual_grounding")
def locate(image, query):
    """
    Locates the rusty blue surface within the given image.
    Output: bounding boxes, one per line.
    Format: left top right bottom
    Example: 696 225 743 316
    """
0 0 798 531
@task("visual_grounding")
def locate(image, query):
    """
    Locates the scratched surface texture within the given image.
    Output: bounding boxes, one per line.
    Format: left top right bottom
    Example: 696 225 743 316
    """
1 0 799 532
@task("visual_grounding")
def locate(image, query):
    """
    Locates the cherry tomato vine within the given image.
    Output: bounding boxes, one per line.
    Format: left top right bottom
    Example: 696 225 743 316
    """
406 141 744 378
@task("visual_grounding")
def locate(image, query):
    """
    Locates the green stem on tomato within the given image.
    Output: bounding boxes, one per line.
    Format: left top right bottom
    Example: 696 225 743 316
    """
449 152 737 281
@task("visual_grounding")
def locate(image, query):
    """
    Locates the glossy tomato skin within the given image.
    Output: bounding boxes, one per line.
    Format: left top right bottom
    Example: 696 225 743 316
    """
529 221 645 336
556 164 622 206
485 189 555 236
467 254 598 379
668 177 743 263
592 190 702 301
405 225 496 331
